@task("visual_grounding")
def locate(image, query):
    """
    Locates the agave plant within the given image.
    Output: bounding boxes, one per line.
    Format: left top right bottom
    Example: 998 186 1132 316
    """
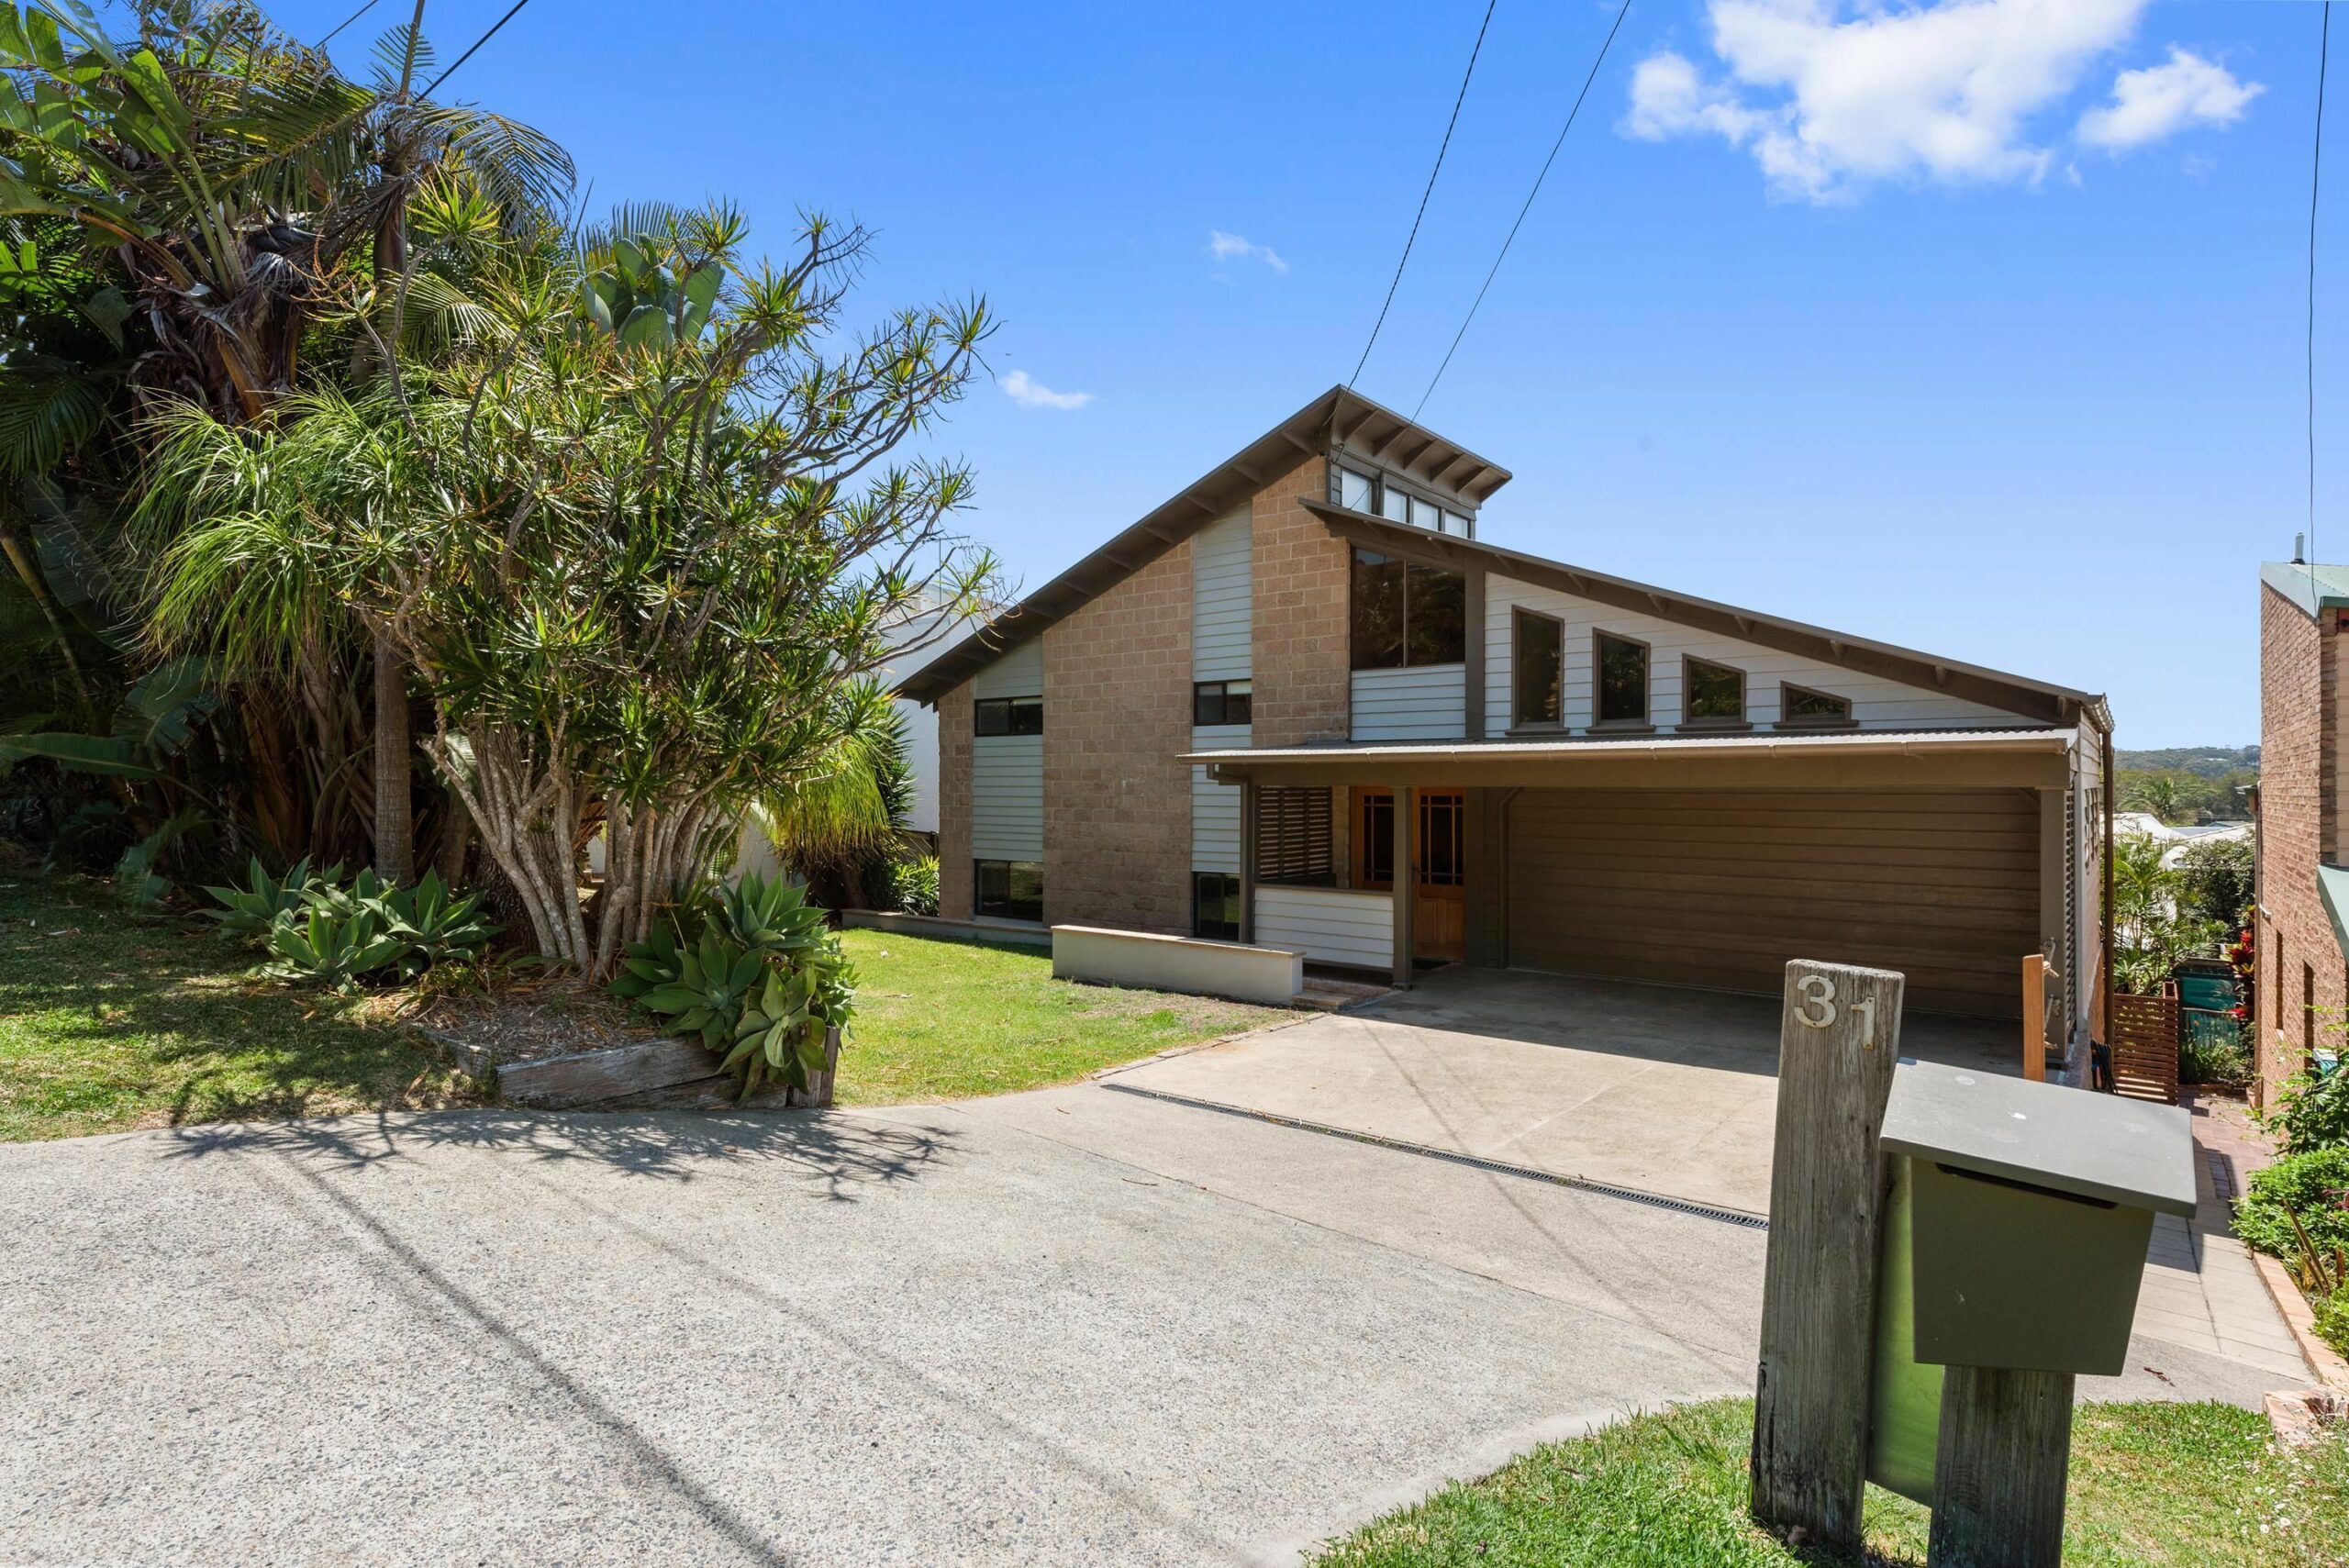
380 870 498 974
613 873 855 1097
204 855 343 946
255 902 407 992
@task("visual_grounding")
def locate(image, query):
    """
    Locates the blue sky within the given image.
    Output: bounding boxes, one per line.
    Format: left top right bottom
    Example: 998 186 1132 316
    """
287 0 2324 747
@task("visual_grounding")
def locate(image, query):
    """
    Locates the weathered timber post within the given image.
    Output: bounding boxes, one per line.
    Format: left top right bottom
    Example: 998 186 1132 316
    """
1751 959 1906 1554
1928 1364 2073 1568
790 1025 843 1109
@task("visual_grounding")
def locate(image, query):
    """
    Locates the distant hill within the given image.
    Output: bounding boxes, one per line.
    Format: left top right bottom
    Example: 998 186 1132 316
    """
2115 746 2258 780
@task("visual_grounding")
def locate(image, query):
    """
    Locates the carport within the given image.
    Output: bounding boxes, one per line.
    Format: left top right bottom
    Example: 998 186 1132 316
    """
1192 724 2099 1029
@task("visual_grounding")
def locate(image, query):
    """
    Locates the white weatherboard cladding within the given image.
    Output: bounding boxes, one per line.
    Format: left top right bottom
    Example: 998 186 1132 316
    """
1193 508 1252 682
970 737 1043 861
1481 576 2032 736
1352 665 1467 741
973 637 1045 699
1190 724 1249 873
1254 885 1393 970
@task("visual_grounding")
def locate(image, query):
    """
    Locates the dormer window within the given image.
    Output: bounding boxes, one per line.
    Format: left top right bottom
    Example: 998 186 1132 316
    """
1330 463 1475 539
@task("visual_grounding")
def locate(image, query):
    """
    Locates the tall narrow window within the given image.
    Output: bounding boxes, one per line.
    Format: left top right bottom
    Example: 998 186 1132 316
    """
1780 684 1854 727
1684 658 1746 725
1355 791 1397 889
1594 632 1649 725
1338 466 1375 512
1192 873 1242 940
1513 610 1564 727
1351 549 1465 670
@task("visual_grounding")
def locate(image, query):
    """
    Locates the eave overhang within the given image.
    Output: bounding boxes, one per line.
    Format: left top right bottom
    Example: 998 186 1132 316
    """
897 386 1510 706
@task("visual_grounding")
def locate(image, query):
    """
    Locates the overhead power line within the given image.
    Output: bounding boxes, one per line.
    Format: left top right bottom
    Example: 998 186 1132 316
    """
314 0 383 48
419 0 534 98
2311 2 2332 582
1348 0 1501 390
1413 0 1632 420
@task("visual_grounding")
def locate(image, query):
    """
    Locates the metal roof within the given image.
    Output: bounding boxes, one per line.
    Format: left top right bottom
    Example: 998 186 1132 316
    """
2261 562 2349 617
897 386 1510 705
1317 505 2108 730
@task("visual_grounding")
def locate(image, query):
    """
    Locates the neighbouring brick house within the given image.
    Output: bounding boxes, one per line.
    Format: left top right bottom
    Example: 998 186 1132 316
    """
2254 562 2349 1106
904 387 2114 1035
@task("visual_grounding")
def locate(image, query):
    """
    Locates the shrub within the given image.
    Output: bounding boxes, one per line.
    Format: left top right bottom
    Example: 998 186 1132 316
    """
2179 1027 2252 1087
228 866 497 990
2264 1069 2349 1159
611 873 855 1097
2235 1147 2349 1267
2316 1290 2349 1361
888 855 940 917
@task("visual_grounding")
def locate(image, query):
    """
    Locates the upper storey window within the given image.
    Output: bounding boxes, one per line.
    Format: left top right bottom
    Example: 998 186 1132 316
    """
1352 549 1466 670
1331 464 1473 539
974 695 1042 736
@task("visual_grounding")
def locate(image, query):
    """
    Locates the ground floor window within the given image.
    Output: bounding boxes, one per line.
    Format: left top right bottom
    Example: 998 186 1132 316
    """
975 860 1043 921
1192 873 1242 940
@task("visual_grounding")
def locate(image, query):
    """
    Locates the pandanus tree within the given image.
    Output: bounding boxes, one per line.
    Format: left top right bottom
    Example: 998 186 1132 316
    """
0 0 571 876
147 211 998 977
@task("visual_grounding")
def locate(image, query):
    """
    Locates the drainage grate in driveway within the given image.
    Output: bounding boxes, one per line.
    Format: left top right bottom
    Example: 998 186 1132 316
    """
1097 1080 1771 1231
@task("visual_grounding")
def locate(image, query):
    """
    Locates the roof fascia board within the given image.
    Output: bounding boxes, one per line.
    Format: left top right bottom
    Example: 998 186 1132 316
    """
1310 501 2090 727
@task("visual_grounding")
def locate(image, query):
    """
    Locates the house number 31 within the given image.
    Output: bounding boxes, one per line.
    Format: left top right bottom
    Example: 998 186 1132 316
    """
1793 974 1877 1050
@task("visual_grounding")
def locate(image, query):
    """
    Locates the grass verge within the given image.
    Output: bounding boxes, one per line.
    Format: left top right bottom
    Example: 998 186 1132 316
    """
833 928 1292 1105
0 868 475 1142
1310 1397 2349 1567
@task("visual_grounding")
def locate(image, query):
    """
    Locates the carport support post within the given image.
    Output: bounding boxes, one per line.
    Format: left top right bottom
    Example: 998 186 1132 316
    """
1751 960 1906 1557
1391 784 1416 988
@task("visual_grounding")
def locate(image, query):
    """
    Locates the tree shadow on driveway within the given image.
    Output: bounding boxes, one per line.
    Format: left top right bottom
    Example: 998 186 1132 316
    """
156 1106 958 1195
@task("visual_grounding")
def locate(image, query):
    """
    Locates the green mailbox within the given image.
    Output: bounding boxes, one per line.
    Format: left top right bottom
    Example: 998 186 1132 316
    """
1884 1060 2195 1375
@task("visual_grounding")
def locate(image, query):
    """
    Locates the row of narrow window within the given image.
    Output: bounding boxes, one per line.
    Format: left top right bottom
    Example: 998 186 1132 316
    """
1514 615 1853 730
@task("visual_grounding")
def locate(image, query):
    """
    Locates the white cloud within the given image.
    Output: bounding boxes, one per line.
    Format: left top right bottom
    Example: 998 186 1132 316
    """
1207 229 1288 273
2078 47 2262 150
1623 0 2166 201
1001 370 1091 411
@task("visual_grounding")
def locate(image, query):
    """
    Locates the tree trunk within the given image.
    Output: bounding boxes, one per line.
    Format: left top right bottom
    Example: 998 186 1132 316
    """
373 625 415 885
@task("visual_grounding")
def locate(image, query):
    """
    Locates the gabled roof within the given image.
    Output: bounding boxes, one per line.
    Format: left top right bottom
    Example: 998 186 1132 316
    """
1315 503 2108 730
898 386 1509 705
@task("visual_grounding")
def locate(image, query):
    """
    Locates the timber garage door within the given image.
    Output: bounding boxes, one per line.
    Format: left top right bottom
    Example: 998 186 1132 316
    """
1504 789 2037 1018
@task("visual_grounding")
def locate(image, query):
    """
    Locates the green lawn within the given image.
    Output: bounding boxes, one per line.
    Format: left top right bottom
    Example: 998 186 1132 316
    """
832 928 1292 1105
0 867 475 1143
1310 1396 2349 1568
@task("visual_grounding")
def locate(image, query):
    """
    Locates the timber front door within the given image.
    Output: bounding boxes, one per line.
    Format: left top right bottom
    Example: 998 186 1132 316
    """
1354 787 1466 963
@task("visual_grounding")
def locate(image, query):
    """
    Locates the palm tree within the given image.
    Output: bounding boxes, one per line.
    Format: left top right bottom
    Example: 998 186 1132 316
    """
0 0 573 877
2126 774 2187 826
749 679 916 910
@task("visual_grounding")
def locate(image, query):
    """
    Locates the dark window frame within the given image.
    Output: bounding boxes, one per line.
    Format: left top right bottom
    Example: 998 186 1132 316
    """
1191 872 1242 940
1681 656 1748 728
1511 607 1564 728
1777 683 1856 728
974 695 1043 737
974 859 1043 921
1193 679 1253 728
1329 462 1476 539
1592 630 1652 728
1350 547 1467 672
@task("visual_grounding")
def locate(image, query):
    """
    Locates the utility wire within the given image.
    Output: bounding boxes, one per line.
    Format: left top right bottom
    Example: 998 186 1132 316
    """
314 0 383 48
1348 0 1500 390
1414 0 1631 420
2312 2 2332 585
419 0 533 98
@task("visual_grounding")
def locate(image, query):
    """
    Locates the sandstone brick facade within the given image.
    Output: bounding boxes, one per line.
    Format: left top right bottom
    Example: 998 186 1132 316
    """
1039 538 1196 934
1250 456 1351 749
936 684 974 919
2255 581 2345 1107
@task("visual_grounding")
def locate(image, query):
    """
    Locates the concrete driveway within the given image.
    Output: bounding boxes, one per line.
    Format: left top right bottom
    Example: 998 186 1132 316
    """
1110 967 2015 1218
0 1067 2291 1566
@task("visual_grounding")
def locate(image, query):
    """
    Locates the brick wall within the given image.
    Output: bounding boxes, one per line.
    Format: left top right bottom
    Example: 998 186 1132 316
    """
1041 539 1195 933
2255 581 2342 1106
1251 456 1351 749
936 684 973 919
